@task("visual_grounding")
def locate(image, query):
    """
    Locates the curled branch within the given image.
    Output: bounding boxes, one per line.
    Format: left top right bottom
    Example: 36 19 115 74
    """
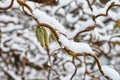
17 0 33 13
0 0 14 10
70 57 77 80
74 25 96 41
93 2 120 21
76 53 104 76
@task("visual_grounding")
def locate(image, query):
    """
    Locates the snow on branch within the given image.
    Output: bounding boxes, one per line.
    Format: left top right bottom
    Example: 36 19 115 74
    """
59 34 94 53
102 65 120 80
33 9 67 34
32 9 94 54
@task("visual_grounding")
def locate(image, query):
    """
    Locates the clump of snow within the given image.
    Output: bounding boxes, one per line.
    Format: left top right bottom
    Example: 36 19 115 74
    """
33 9 67 34
59 34 94 53
102 65 120 80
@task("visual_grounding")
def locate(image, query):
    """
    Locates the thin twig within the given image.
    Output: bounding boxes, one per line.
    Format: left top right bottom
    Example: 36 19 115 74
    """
70 57 77 80
93 3 120 21
86 0 93 11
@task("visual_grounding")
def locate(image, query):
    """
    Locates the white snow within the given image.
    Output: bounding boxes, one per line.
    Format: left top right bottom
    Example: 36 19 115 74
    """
59 34 94 53
93 1 113 15
66 13 79 24
1 67 21 80
0 0 12 8
109 11 120 21
7 71 21 80
87 0 120 17
33 9 67 34
12 0 19 8
57 8 65 16
102 65 120 80
2 24 22 32
1 0 120 80
0 15 18 23
23 29 46 54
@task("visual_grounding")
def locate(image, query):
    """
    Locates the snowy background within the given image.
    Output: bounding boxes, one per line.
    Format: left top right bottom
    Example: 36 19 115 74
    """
0 0 120 80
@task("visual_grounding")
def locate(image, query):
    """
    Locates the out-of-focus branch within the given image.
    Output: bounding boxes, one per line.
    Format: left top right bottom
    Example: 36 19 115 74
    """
0 28 2 39
86 0 93 11
76 53 104 76
74 25 96 42
0 21 17 25
0 66 16 80
0 0 14 10
93 2 120 21
28 0 58 5
70 57 77 80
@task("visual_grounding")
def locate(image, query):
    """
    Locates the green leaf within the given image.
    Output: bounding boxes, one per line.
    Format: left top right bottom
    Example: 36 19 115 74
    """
42 27 50 47
110 2 115 6
35 27 45 47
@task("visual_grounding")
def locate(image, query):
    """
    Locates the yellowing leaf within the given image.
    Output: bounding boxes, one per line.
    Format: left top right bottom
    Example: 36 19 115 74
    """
114 41 120 45
114 20 120 29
